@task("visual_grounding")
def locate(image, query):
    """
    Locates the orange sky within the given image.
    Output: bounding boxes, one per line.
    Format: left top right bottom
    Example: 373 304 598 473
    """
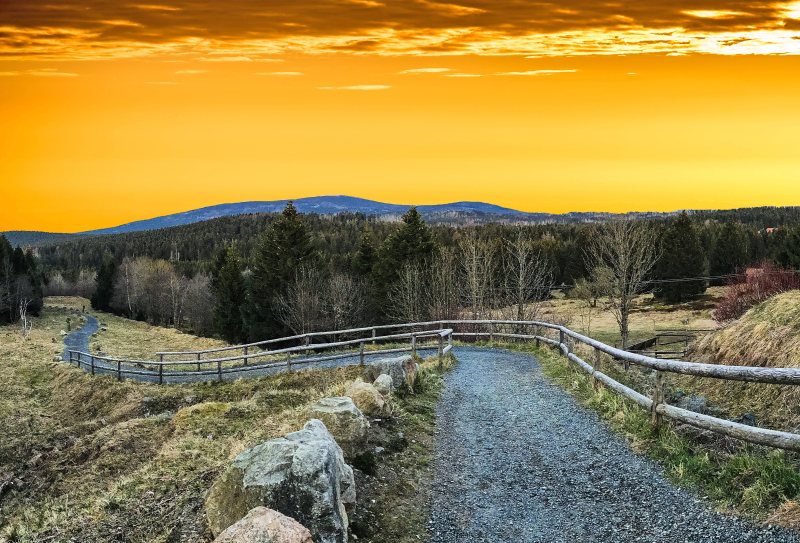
2 1 800 232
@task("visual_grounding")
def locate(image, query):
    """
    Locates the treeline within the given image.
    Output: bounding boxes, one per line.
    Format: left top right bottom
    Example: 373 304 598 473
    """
24 203 800 343
0 235 44 325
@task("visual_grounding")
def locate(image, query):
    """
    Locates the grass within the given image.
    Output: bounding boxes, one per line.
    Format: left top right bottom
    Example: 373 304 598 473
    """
689 291 800 430
533 287 722 347
0 297 451 542
519 342 800 527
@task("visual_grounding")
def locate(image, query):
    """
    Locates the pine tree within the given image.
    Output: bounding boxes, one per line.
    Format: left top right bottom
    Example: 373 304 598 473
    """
352 229 377 277
373 208 436 319
91 255 117 311
246 202 314 340
710 221 750 279
654 213 707 302
212 243 247 343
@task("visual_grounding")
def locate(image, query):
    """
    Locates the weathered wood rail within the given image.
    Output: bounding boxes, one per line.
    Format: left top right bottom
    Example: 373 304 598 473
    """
67 327 454 384
67 319 800 452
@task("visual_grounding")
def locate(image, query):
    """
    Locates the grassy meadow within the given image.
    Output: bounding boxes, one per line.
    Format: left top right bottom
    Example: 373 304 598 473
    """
0 297 445 543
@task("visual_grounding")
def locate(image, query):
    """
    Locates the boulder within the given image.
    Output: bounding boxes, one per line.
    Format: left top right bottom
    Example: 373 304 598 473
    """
306 397 369 456
346 380 389 417
364 355 418 390
373 374 393 396
213 507 313 543
206 419 355 543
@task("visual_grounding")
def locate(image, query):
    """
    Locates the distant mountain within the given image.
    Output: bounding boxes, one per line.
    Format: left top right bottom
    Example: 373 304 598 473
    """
4 194 679 247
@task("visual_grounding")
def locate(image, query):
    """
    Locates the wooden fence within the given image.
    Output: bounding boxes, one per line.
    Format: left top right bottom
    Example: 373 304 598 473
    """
67 319 800 452
67 327 453 384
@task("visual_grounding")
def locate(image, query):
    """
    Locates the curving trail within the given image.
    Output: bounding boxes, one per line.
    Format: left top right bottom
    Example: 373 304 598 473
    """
428 347 798 543
62 314 99 361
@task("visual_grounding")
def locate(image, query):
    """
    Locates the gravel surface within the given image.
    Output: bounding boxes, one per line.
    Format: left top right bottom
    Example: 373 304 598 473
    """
428 346 799 543
62 314 99 360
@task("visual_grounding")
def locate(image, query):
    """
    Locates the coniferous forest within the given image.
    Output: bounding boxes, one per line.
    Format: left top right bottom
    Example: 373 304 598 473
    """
7 204 800 341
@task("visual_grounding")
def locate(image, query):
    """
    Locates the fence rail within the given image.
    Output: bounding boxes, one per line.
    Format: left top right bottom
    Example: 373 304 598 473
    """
66 319 800 452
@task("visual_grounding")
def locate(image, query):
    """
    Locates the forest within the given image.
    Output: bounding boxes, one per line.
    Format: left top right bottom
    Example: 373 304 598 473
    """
7 204 800 346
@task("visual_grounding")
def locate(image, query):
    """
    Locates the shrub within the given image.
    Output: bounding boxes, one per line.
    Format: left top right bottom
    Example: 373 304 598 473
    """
714 262 800 322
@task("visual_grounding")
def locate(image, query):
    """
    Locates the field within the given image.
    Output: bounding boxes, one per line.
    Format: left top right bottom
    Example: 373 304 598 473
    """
0 298 444 542
531 287 722 347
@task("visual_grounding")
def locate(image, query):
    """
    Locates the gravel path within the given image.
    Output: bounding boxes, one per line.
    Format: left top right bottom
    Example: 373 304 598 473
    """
429 347 798 543
62 314 99 361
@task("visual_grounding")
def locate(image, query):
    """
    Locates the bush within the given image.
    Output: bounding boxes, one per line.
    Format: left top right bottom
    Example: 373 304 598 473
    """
714 262 800 322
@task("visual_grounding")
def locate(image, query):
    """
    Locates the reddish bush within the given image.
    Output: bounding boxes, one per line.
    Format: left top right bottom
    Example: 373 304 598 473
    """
714 262 800 322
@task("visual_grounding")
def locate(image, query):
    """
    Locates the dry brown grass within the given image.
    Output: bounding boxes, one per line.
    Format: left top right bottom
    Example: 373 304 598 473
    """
1 298 438 542
688 291 800 430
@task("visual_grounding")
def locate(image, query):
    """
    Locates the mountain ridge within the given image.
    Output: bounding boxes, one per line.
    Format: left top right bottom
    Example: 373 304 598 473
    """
0 194 694 246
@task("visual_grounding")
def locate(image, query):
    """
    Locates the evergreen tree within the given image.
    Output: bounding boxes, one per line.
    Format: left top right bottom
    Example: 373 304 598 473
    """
373 208 436 319
710 221 750 280
654 213 707 302
212 243 247 343
0 236 44 323
352 229 377 276
91 255 117 311
777 226 800 270
246 202 314 340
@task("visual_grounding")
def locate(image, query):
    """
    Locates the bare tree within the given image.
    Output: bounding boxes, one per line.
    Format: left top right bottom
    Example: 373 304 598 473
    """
19 298 32 339
183 273 214 336
503 230 552 322
389 263 427 323
325 273 365 331
459 233 496 321
585 220 661 348
427 248 461 322
274 265 326 334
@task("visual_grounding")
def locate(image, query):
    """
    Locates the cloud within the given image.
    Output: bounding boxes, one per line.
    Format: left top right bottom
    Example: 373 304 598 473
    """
444 73 483 77
0 68 78 77
496 69 578 76
319 84 391 90
399 67 451 74
174 69 207 74
255 71 303 76
1 0 800 60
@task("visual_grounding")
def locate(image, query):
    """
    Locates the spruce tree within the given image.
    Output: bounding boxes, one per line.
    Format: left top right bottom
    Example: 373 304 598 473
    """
654 213 707 302
246 202 314 340
710 221 750 279
91 255 117 311
373 208 436 319
212 242 247 343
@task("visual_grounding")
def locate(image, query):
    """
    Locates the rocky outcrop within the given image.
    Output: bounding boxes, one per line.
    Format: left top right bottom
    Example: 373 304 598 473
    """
206 419 355 543
346 380 389 417
306 397 369 456
364 355 418 391
213 507 313 543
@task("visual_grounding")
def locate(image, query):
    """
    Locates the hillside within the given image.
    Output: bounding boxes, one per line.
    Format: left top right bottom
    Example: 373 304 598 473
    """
690 291 800 429
0 298 444 542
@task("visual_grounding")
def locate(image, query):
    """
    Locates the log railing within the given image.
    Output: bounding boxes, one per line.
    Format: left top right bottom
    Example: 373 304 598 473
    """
66 327 454 384
67 318 800 452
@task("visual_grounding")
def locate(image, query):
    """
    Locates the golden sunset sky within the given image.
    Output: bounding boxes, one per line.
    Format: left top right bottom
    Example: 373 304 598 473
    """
2 0 800 231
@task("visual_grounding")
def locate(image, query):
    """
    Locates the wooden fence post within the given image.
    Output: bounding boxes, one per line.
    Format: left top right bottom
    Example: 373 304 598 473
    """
489 322 494 344
90 355 95 376
217 360 222 382
197 352 202 372
117 359 122 382
159 353 164 364
243 346 249 366
359 341 365 366
438 334 444 364
159 362 164 384
287 354 292 372
371 327 377 345
411 334 417 357
593 347 602 390
304 335 311 355
651 370 665 428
